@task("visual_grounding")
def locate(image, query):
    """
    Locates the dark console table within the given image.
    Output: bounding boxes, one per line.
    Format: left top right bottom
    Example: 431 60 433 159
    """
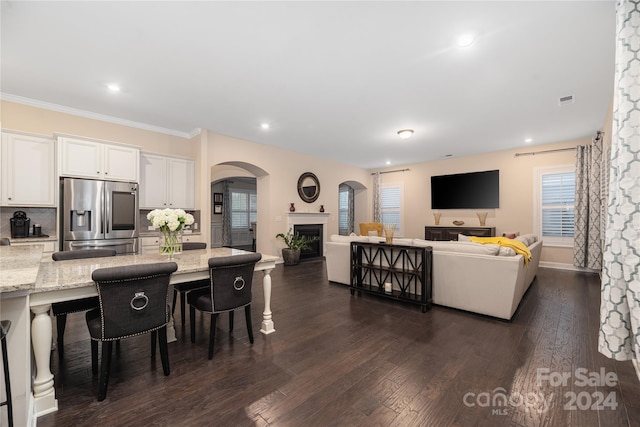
350 241 432 312
424 226 496 241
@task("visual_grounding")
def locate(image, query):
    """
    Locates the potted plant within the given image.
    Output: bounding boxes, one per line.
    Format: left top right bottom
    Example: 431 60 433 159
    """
276 228 319 265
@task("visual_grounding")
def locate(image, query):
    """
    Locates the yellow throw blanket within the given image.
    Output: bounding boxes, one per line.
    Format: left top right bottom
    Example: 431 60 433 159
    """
469 236 532 266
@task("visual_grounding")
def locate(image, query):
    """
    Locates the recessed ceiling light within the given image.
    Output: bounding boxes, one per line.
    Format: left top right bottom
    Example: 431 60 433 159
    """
457 33 476 48
260 123 270 130
386 161 391 165
107 84 120 92
525 138 533 143
397 129 414 139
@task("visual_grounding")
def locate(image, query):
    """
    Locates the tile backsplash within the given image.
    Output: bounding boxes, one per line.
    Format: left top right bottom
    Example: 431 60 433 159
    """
0 207 57 238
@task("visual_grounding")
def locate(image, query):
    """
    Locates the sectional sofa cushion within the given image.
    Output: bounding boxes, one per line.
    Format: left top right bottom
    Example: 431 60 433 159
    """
412 239 501 256
330 234 369 243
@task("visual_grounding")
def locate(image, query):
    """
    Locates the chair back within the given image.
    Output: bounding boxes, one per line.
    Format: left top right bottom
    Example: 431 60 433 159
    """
182 242 206 251
52 249 117 261
0 238 10 246
208 253 262 312
91 262 178 340
359 222 383 236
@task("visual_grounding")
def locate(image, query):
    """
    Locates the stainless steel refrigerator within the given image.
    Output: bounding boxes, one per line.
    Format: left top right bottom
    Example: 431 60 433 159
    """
60 177 139 254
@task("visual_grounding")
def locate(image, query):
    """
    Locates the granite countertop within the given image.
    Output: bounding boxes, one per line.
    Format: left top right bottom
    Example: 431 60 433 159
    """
9 235 58 244
1 246 278 295
139 231 201 237
0 244 45 292
33 249 278 293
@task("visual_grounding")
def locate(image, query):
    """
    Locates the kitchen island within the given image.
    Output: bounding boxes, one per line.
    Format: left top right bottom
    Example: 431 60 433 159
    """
0 244 278 424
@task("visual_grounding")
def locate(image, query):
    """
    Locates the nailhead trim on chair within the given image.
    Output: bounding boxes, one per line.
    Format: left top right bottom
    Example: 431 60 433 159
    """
95 273 170 340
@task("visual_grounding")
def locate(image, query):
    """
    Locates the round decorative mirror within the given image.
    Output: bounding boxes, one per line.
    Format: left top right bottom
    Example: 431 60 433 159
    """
297 172 320 203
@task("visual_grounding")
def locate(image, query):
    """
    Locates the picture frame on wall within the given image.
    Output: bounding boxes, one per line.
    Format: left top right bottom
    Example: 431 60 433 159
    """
214 204 222 214
214 193 223 203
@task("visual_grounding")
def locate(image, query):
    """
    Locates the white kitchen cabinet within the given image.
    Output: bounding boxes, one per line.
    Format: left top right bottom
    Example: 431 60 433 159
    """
58 136 139 182
140 235 161 254
140 153 195 209
1 132 56 206
10 240 57 253
139 233 201 254
182 234 202 243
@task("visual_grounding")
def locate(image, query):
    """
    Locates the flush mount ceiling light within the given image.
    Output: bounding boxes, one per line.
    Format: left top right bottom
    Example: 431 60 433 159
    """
457 33 476 48
107 83 120 92
397 129 414 139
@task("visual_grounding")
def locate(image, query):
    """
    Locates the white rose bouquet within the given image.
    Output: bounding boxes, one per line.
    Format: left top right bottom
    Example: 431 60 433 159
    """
147 208 195 233
147 208 195 255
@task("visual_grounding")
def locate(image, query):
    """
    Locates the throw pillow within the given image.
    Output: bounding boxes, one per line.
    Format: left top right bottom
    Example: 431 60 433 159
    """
458 234 472 242
497 246 517 256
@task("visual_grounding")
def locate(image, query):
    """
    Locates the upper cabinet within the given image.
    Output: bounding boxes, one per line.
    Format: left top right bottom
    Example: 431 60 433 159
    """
1 132 56 206
58 136 139 182
140 153 195 210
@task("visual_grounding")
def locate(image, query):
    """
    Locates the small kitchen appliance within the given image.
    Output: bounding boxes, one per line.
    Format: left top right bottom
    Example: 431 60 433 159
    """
10 211 30 238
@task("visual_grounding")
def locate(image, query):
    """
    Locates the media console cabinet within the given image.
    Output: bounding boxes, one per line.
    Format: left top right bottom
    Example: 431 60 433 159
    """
350 241 433 312
424 226 496 241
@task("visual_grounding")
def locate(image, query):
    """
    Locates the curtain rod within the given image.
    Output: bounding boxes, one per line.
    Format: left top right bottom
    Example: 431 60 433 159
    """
516 131 604 157
514 147 576 157
370 168 410 175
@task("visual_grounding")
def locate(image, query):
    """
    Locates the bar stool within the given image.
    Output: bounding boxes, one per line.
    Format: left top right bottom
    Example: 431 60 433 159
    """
0 320 13 427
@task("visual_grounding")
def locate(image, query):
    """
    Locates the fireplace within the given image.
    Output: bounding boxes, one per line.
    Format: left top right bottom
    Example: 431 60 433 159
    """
285 212 329 262
294 224 323 261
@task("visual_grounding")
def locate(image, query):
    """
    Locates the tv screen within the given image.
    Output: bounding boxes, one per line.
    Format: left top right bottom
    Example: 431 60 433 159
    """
431 170 499 209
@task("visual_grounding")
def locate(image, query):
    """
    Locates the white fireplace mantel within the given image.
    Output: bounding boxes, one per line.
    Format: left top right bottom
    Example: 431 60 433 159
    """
285 212 330 254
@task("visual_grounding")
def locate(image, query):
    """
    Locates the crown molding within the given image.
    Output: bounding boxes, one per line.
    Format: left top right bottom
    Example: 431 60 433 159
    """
1 92 198 139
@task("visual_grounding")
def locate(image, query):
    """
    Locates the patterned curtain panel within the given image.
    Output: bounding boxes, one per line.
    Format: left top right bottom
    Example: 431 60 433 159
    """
348 186 355 235
599 0 640 372
573 132 603 269
373 172 381 223
221 181 232 246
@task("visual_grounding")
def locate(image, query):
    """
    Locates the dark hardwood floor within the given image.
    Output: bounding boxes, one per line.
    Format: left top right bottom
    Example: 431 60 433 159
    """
38 261 640 427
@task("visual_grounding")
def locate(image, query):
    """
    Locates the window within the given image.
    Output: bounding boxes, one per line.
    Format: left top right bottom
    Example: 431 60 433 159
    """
534 166 575 247
231 190 257 229
338 184 352 235
380 182 404 235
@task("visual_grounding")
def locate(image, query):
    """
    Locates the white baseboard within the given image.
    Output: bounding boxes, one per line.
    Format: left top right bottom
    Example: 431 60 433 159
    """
539 261 600 274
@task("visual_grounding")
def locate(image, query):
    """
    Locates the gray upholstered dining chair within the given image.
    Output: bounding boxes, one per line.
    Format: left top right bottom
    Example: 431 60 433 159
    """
0 238 10 246
187 252 262 359
86 262 177 401
172 242 209 325
50 249 117 361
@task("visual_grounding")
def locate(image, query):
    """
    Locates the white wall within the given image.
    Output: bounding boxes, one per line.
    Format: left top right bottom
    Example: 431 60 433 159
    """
2 99 602 264
374 137 589 264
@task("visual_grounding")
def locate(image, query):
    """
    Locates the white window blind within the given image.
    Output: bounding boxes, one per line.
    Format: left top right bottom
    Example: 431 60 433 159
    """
231 190 257 228
541 172 575 238
534 166 575 246
338 186 349 235
380 183 403 235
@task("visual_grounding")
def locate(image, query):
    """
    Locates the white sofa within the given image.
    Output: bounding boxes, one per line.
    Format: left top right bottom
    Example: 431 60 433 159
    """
325 234 542 320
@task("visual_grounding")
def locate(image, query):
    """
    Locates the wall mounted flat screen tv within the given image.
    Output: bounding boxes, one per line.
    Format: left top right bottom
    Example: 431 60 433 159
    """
431 170 499 209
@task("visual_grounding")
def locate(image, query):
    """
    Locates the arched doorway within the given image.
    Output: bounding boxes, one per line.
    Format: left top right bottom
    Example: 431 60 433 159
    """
210 162 269 251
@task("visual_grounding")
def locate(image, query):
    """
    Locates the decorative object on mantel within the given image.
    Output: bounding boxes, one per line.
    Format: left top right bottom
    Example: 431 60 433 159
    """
319 205 325 213
433 212 441 225
276 228 319 265
147 208 194 258
476 212 488 226
289 203 295 212
452 220 465 226
383 223 396 244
